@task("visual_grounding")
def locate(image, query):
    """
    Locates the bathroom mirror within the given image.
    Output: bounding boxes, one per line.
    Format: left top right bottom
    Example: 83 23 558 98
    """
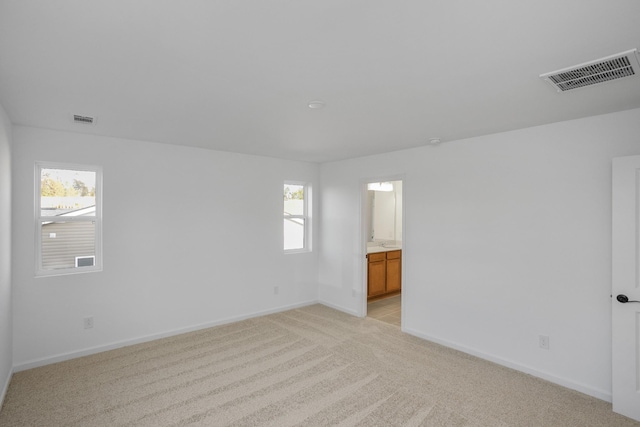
366 180 402 243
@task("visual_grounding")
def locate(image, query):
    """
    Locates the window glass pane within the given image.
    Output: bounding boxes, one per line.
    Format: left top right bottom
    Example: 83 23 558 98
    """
41 168 96 217
41 221 95 270
284 184 304 216
284 218 305 250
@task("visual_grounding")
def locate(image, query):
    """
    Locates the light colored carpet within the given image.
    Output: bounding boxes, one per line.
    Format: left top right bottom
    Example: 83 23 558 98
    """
1 304 638 426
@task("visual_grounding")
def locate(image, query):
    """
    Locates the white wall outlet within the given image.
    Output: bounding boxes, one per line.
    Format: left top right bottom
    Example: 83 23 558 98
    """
352 289 357 297
539 335 549 350
273 286 279 295
84 316 94 329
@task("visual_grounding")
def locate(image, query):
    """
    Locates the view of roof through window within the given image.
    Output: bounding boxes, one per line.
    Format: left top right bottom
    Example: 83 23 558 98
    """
40 168 96 217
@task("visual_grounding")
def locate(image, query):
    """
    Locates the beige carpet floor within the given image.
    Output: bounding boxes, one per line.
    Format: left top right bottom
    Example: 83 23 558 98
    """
1 304 638 426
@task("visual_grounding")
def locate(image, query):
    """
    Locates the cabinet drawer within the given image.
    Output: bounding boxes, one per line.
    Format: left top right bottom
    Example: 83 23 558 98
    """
367 252 386 262
386 250 401 260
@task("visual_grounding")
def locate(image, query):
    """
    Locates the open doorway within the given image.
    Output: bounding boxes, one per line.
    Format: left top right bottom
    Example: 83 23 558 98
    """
362 179 403 326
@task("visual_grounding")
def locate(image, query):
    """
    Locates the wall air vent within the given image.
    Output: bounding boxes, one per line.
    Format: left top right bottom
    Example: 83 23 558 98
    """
72 114 96 125
540 49 640 92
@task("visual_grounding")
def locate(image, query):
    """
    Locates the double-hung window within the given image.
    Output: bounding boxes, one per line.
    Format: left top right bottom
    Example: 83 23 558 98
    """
283 182 310 252
35 162 102 276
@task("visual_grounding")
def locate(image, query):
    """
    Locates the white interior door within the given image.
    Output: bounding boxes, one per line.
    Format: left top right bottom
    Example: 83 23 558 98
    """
612 155 640 421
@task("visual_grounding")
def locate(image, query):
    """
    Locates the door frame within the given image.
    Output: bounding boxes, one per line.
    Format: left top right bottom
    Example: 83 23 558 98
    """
359 174 406 320
611 155 640 421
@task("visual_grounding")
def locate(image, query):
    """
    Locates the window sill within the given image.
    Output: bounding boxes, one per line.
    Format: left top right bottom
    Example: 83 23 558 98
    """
284 248 311 255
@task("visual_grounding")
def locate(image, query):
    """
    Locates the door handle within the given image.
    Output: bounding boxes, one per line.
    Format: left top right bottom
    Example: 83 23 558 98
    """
616 294 640 303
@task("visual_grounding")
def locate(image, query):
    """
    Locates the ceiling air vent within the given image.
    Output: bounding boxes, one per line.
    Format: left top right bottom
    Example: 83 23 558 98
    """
72 114 96 125
540 49 640 92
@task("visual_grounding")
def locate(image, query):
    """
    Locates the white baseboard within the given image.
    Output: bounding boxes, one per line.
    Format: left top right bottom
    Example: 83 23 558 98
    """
13 300 318 372
0 367 12 410
318 300 361 317
402 326 612 403
13 301 609 405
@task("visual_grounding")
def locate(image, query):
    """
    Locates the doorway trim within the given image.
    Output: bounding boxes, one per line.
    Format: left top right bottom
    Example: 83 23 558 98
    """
611 155 640 421
359 174 406 320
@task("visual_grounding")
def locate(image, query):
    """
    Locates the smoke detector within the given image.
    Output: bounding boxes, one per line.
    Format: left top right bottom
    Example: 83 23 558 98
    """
308 100 325 109
71 114 96 125
540 49 640 92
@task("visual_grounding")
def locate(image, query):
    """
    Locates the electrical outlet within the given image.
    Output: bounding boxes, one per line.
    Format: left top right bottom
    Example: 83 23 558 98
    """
84 317 94 329
539 335 549 350
274 286 279 295
352 289 357 297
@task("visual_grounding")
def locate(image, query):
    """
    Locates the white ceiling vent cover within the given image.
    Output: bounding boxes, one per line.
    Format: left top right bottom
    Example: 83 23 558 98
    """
72 114 96 125
540 49 640 92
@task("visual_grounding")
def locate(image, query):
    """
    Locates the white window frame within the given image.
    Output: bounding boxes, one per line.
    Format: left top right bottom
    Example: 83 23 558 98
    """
35 161 103 277
284 181 311 253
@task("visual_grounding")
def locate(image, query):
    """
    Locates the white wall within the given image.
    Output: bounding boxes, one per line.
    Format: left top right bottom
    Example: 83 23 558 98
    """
0 102 12 404
9 108 640 401
318 108 640 401
11 126 319 368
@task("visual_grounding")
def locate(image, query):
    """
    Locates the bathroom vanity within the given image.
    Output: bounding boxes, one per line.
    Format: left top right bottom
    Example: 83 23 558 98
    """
366 248 401 300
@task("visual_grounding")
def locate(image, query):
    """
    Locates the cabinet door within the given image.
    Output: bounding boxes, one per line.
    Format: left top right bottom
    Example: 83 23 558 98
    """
368 259 387 297
386 257 401 292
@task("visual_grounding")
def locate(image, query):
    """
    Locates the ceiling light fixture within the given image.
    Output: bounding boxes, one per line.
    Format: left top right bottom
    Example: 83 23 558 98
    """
429 138 441 145
308 100 325 109
368 182 394 192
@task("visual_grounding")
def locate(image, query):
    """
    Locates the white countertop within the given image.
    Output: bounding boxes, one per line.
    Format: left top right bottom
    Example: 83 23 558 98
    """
367 245 402 254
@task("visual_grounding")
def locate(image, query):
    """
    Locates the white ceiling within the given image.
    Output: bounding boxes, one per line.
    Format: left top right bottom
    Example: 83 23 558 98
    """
1 1 639 163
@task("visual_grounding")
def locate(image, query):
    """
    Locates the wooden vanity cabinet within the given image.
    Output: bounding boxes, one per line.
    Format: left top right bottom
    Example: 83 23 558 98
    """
385 250 402 293
367 252 387 298
367 250 401 299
